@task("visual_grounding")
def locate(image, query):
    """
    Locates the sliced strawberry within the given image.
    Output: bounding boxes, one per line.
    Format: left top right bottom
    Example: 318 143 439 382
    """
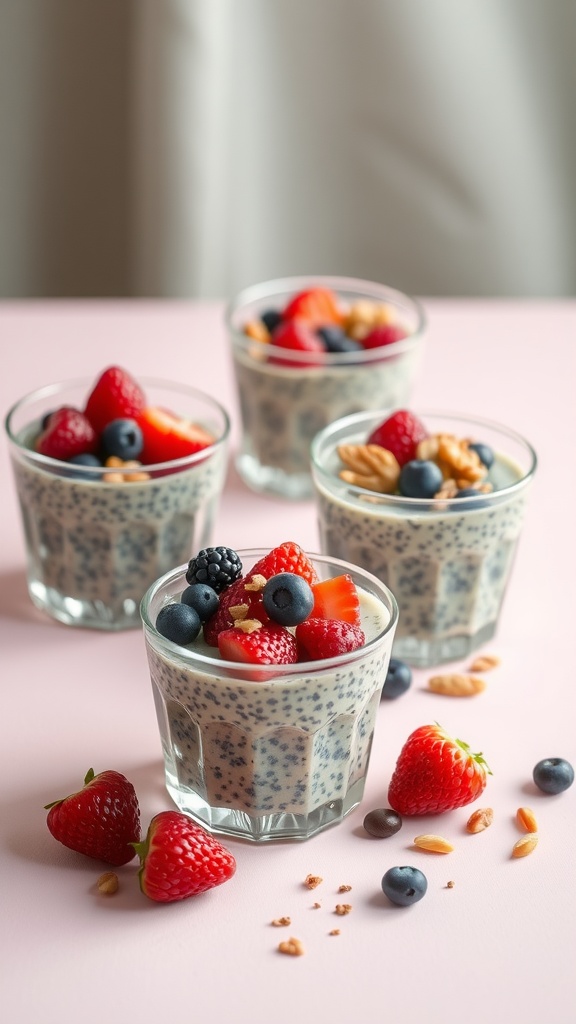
218 623 298 666
367 410 428 467
137 406 215 464
84 366 146 434
296 619 365 661
251 541 319 586
360 323 408 349
203 575 270 646
310 574 361 627
36 406 98 461
268 319 326 367
282 287 343 327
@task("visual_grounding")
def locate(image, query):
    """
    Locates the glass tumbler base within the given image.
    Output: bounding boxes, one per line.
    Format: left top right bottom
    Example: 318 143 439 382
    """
235 453 313 501
29 579 141 630
393 620 498 668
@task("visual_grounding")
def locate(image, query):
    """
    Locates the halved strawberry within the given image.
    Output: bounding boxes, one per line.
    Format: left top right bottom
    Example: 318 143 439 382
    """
296 619 365 661
310 574 361 626
268 320 326 367
36 406 98 461
137 407 215 464
218 623 298 666
283 287 343 327
84 366 146 434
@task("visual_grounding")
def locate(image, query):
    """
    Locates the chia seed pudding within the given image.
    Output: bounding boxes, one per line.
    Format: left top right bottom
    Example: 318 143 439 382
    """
311 411 537 668
5 378 230 630
226 276 425 499
141 551 398 842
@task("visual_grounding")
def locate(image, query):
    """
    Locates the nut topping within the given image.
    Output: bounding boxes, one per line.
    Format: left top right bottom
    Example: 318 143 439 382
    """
337 444 400 493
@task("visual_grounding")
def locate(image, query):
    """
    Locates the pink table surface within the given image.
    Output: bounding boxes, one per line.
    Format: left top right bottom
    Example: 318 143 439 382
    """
0 299 574 1024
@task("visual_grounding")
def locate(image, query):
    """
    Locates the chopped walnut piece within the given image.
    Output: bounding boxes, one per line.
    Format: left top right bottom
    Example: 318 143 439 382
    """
344 299 395 340
271 916 291 927
329 929 341 936
229 603 249 621
235 618 262 634
304 874 323 890
446 880 455 889
312 902 321 909
466 807 494 833
469 654 501 673
337 443 400 493
244 574 267 592
338 884 352 893
334 903 352 916
244 320 270 344
436 433 487 484
278 937 305 956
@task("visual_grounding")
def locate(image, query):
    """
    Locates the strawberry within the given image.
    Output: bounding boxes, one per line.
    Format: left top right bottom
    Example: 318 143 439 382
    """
203 543 318 646
282 286 343 327
36 406 98 461
367 409 428 466
296 619 365 660
45 768 141 865
134 810 236 903
310 574 361 626
360 323 408 349
268 319 326 367
218 622 298 666
84 366 146 434
387 723 491 815
137 406 215 464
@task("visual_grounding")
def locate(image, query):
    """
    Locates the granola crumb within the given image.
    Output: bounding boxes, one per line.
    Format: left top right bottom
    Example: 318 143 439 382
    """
278 937 305 956
304 874 323 890
338 884 352 893
446 880 455 889
96 871 119 895
312 902 321 909
329 929 341 936
271 916 291 927
334 903 352 916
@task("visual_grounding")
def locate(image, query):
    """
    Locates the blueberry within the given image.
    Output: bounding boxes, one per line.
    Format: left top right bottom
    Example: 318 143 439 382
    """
181 583 219 623
317 326 362 353
533 758 574 794
469 442 494 469
101 418 143 460
261 309 283 334
399 460 443 499
381 658 412 700
156 603 201 646
68 453 102 467
450 488 487 510
262 572 314 626
381 866 427 907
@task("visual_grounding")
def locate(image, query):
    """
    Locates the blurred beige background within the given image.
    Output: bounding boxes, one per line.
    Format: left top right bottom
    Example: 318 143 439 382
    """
1 0 575 299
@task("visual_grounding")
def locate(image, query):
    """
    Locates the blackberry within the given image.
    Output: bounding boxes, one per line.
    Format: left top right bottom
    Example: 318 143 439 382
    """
186 547 242 593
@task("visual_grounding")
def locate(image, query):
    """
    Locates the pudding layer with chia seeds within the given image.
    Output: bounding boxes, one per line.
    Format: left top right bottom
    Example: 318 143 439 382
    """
12 443 227 626
144 583 393 831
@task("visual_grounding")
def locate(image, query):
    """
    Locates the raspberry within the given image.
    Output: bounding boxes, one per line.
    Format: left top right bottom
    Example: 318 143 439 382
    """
251 541 319 586
295 619 365 660
84 366 146 434
367 410 428 467
268 320 325 367
35 406 98 461
360 324 408 349
186 547 243 594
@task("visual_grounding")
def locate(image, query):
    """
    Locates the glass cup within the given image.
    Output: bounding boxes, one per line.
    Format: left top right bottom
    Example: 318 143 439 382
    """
226 275 425 500
5 377 230 630
311 410 537 668
141 550 398 842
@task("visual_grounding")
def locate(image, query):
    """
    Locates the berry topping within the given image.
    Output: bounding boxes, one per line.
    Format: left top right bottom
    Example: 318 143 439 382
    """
295 618 365 660
310 574 361 626
469 442 494 469
317 326 362 353
532 758 574 795
262 572 314 626
156 603 201 646
101 418 144 460
399 459 444 499
137 406 215 464
218 623 298 666
360 323 408 349
387 723 491 815
367 410 428 466
186 547 243 594
381 866 427 907
363 808 403 838
203 574 270 646
180 583 220 623
134 810 236 903
84 366 146 434
282 286 343 327
381 658 412 700
251 541 319 586
269 319 326 366
36 406 98 461
261 309 283 334
44 768 141 866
